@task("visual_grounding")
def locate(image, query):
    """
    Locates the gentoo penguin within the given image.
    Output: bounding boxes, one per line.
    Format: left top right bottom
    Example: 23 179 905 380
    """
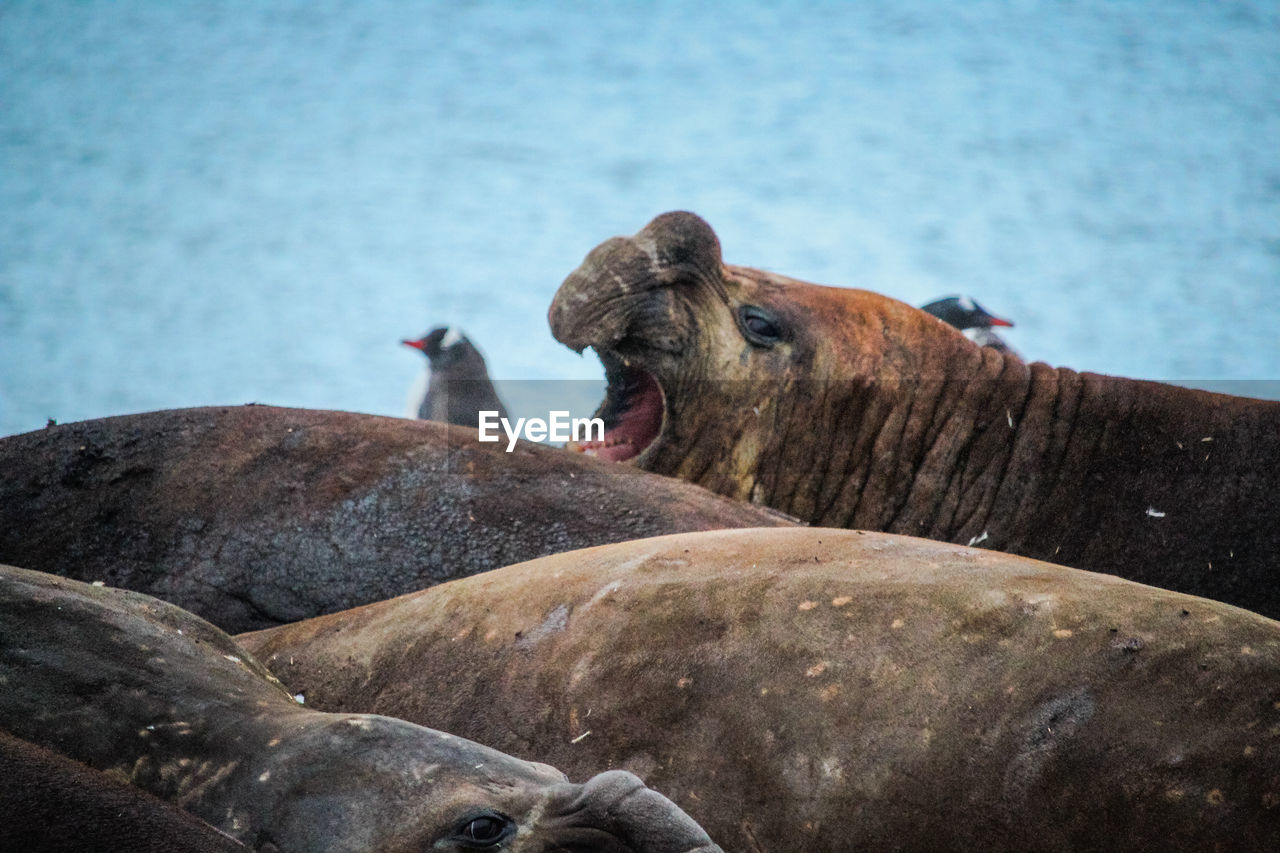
920 295 1018 355
401 326 509 428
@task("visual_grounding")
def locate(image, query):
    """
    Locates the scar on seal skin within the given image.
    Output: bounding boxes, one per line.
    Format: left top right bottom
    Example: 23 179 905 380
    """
0 730 246 852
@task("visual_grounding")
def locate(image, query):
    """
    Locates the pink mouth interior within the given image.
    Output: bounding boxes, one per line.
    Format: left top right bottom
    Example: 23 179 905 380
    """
570 368 664 462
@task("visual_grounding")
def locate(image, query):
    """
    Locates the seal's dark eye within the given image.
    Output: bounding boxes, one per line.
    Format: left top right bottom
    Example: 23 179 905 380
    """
464 817 503 842
737 304 783 347
452 811 513 848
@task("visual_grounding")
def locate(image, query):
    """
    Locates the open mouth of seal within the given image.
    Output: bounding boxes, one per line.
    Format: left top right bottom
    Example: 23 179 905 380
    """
569 350 665 463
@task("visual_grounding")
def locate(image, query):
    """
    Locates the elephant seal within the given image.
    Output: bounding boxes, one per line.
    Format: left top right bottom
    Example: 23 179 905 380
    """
548 211 1280 617
0 731 246 852
0 565 722 853
0 405 792 632
402 326 510 426
240 527 1280 852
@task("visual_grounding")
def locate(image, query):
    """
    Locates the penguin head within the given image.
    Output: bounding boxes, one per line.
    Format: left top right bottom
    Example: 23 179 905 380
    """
402 327 472 368
920 295 1014 332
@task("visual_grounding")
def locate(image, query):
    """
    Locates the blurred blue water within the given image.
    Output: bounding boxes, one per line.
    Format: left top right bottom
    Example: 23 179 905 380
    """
2 0 1278 436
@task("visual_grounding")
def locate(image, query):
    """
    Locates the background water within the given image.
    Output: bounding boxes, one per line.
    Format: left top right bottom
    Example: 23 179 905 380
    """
3 0 1278 437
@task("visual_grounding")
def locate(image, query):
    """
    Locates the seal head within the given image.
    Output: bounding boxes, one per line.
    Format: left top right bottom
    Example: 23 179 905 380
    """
0 565 723 853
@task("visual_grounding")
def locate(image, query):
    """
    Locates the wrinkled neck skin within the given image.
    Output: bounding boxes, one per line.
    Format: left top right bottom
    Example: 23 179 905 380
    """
642 281 1020 528
743 341 1041 536
649 316 1280 594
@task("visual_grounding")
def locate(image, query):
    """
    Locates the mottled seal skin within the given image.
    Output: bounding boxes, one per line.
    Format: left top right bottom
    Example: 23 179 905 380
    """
240 528 1280 853
0 731 247 852
0 404 792 632
549 211 1280 617
0 565 723 853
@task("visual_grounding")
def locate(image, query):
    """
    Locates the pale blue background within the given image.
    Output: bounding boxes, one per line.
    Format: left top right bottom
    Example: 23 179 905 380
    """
3 0 1278 436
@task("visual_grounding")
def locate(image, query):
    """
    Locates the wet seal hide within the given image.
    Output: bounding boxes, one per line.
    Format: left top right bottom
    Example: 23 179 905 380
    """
240 528 1280 853
0 565 723 853
0 404 793 632
0 730 247 852
549 210 1280 618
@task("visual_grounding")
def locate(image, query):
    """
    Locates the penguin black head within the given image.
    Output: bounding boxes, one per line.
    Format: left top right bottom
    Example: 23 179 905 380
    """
919 295 1014 332
401 327 472 369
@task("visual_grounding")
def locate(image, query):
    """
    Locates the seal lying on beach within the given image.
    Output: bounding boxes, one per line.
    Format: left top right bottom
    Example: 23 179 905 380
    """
239 527 1280 853
0 565 723 853
0 731 246 852
0 405 791 632
549 211 1280 617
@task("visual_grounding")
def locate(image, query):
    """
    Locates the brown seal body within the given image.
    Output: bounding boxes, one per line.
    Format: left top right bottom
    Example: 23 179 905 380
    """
0 731 247 852
0 565 722 853
0 404 792 632
548 211 1280 617
240 528 1280 852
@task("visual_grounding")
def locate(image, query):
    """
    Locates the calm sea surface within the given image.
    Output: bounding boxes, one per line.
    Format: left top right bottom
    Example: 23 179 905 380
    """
3 0 1278 436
